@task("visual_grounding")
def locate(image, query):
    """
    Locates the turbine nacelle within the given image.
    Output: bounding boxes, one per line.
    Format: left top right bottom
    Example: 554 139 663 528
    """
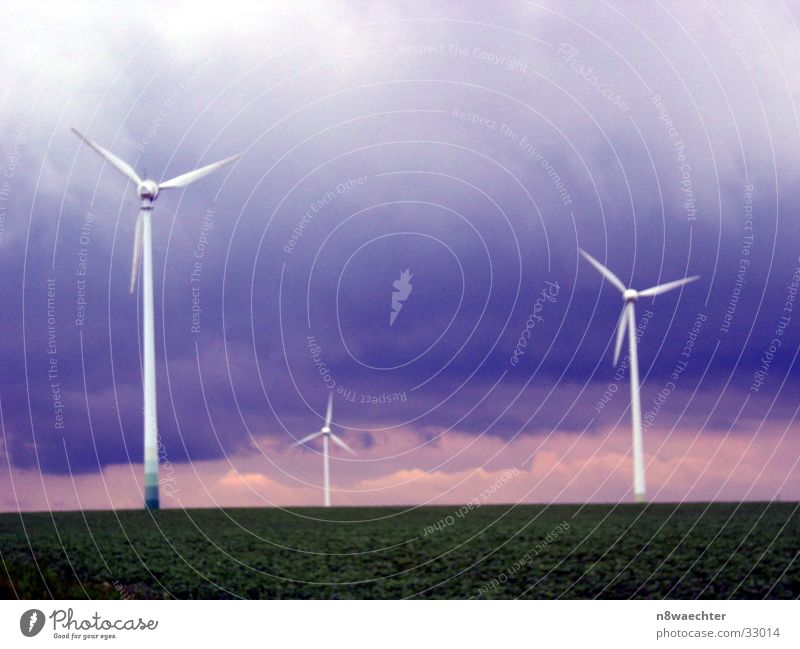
137 180 159 200
71 127 243 296
623 288 638 302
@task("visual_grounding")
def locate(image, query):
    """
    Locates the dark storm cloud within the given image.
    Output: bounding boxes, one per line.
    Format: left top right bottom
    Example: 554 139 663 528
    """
1 0 799 494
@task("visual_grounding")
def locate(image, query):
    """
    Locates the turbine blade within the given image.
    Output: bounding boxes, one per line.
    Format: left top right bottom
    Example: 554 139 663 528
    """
612 304 630 366
324 392 334 429
579 249 626 293
71 128 141 185
159 154 242 189
329 432 356 455
129 210 145 294
293 431 323 447
638 275 700 298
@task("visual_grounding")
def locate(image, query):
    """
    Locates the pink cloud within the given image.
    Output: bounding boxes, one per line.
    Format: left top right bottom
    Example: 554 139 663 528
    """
2 424 798 512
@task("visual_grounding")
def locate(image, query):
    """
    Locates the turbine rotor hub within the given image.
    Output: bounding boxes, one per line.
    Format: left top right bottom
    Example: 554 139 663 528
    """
137 180 159 200
623 288 638 302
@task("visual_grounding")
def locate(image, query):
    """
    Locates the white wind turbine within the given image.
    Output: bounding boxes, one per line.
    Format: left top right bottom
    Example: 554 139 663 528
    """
581 250 698 503
293 392 356 507
72 128 242 510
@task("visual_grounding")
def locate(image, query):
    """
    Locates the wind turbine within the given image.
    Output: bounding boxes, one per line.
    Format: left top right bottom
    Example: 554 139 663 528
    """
72 128 242 510
293 392 356 507
580 249 698 503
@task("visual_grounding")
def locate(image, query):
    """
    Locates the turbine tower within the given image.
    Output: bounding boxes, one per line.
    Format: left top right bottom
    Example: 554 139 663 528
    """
580 250 698 503
72 128 241 510
293 392 356 507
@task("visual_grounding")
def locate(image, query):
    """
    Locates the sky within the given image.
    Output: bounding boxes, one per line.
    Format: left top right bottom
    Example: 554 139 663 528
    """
1 0 800 511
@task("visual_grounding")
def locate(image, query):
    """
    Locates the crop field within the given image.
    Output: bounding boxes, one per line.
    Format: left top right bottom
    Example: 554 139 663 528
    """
1 502 797 599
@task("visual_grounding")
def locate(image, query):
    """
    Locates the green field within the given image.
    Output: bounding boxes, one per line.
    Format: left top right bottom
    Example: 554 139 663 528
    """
1 502 797 599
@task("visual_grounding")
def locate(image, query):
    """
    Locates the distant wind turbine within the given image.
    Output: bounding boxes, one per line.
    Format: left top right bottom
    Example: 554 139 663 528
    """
72 128 242 509
293 392 356 507
580 249 699 503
